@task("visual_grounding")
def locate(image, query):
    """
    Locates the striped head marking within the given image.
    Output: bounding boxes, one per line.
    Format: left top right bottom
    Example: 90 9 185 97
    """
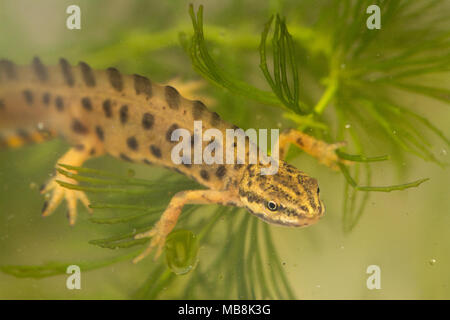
238 162 324 227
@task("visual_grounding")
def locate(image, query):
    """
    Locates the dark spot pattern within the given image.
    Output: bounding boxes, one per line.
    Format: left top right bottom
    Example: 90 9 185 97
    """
59 58 74 87
107 67 123 91
42 92 50 105
142 159 153 165
79 61 96 87
120 105 128 124
72 119 88 134
81 97 93 111
192 100 207 120
0 59 16 79
200 170 210 181
95 126 104 141
32 57 48 82
165 86 180 110
134 74 152 97
17 129 31 142
41 201 48 213
120 153 133 162
142 113 154 130
89 148 96 155
126 136 138 150
238 190 267 207
102 100 112 118
166 124 179 142
23 90 33 105
55 96 64 111
211 112 221 126
150 145 162 158
215 165 227 178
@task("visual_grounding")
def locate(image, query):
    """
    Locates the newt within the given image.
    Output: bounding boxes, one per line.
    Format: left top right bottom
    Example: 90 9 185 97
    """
0 57 346 263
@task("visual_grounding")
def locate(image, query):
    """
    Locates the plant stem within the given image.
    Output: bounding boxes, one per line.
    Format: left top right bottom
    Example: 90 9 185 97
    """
314 75 338 115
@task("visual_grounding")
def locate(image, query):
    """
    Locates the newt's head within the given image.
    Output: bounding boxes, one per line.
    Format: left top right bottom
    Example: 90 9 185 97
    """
238 161 324 227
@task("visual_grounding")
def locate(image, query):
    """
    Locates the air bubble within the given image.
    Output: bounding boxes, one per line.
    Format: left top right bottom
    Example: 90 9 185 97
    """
165 230 199 275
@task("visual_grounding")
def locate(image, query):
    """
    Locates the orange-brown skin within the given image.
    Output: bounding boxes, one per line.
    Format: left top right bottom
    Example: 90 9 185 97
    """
0 57 344 263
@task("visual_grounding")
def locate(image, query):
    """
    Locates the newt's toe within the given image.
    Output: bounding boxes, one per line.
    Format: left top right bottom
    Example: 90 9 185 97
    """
40 174 91 225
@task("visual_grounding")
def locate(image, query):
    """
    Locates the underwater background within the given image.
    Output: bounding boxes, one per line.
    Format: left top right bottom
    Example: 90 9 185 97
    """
0 0 449 299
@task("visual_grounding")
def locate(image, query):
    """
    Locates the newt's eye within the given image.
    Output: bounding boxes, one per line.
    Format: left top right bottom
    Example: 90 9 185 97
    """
317 187 320 194
266 201 278 211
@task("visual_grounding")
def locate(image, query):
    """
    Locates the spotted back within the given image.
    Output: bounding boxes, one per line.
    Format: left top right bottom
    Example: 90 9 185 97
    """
0 57 235 189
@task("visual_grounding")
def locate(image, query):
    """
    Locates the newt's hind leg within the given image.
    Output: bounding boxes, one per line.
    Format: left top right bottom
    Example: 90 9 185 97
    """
41 145 100 225
278 129 351 170
133 189 238 264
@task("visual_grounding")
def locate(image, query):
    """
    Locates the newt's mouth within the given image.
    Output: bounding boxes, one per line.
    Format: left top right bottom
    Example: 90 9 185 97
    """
318 200 325 218
245 206 323 228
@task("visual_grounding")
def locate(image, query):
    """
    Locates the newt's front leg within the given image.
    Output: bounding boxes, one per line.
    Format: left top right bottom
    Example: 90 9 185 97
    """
278 128 350 169
133 189 239 264
41 144 100 225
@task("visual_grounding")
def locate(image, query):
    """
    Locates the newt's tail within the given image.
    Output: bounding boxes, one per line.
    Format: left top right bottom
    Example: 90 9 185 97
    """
0 127 56 150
